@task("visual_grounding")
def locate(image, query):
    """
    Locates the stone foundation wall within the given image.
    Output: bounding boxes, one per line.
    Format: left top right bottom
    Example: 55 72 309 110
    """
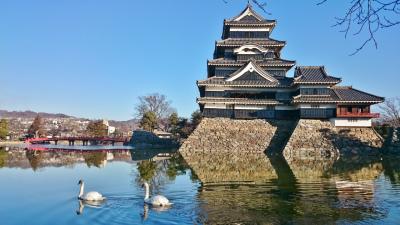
283 120 383 160
180 118 384 157
179 118 282 153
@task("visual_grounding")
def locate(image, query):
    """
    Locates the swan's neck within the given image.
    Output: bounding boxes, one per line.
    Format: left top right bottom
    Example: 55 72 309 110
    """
144 183 150 200
79 183 84 199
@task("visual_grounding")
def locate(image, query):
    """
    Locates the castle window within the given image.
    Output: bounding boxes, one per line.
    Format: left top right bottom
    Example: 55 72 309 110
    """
226 104 234 109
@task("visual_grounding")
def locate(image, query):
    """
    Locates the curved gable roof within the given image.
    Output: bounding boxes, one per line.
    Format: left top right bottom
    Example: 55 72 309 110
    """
226 60 278 83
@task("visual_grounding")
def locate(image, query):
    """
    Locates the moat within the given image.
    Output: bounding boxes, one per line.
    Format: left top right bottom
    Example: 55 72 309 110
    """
0 145 400 224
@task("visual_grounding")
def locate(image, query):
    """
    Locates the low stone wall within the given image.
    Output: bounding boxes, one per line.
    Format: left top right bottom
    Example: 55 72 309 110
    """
179 118 288 154
130 130 177 149
283 120 383 160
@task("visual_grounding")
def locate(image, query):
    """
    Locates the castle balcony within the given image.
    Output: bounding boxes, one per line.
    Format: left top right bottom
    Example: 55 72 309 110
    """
336 112 380 118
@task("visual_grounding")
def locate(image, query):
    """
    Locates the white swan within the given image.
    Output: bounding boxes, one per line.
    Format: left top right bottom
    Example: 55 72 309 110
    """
142 182 172 207
78 179 106 201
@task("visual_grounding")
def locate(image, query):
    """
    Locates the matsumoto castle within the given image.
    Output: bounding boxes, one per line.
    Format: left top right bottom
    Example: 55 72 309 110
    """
196 4 383 127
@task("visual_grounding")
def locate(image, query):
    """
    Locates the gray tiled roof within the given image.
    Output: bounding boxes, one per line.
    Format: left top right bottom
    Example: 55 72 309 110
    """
332 86 384 103
197 97 281 105
293 87 384 103
294 66 341 84
208 58 295 67
197 76 293 87
293 91 340 103
225 4 276 26
216 38 285 47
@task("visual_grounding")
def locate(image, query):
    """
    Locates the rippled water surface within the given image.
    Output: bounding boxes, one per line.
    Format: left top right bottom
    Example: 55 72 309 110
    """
1 145 400 224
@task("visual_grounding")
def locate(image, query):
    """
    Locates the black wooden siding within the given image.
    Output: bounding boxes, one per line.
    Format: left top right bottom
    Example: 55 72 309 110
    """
201 108 335 119
300 108 335 119
300 88 330 95
203 91 277 99
237 54 264 61
229 31 269 39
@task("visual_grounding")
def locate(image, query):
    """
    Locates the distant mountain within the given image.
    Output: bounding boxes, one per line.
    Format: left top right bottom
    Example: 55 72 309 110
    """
109 119 139 131
0 109 138 125
0 110 72 119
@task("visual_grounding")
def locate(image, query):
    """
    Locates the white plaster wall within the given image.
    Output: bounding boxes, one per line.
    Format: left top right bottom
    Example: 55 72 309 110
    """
330 118 372 127
204 103 226 109
230 27 270 31
298 104 336 109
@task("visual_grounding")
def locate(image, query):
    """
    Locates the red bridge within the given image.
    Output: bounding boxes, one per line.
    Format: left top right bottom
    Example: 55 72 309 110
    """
25 137 130 146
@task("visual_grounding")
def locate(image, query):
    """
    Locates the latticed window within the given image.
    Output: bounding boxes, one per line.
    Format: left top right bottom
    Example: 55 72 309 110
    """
229 31 269 38
311 104 320 108
237 54 263 61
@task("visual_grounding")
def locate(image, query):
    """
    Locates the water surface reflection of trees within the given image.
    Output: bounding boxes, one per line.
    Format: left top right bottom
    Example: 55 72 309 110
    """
0 148 133 170
135 153 189 191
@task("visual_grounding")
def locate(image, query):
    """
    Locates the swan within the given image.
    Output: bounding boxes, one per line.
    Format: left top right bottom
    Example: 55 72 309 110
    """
78 179 106 202
142 182 172 207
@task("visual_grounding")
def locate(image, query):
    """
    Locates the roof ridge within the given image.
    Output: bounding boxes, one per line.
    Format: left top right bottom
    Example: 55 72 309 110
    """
297 66 324 69
227 4 266 22
332 86 352 89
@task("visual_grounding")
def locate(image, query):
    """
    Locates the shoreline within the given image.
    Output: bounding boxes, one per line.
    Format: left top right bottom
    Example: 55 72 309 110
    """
0 141 26 146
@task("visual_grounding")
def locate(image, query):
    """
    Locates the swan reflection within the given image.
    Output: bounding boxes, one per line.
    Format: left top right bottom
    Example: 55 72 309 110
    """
140 203 172 221
76 200 103 215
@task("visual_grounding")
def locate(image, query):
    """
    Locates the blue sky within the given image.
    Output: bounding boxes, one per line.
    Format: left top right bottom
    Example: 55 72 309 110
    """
0 0 399 120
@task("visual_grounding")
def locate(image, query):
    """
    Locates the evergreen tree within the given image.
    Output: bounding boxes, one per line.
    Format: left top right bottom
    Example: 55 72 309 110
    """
140 111 158 132
86 120 108 137
0 119 9 140
168 112 179 134
190 110 203 128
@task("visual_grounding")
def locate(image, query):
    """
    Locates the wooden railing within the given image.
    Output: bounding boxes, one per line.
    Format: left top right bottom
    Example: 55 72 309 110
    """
337 112 380 118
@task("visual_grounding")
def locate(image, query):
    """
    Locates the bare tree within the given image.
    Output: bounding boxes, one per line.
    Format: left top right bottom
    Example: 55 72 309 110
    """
378 97 400 127
225 0 400 55
134 93 175 120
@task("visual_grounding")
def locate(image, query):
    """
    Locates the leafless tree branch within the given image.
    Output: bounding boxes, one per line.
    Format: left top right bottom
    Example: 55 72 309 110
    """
134 93 174 120
319 0 400 55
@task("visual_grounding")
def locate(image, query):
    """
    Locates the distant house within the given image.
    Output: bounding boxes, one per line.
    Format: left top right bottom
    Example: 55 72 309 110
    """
153 130 173 139
196 4 384 127
102 119 116 135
